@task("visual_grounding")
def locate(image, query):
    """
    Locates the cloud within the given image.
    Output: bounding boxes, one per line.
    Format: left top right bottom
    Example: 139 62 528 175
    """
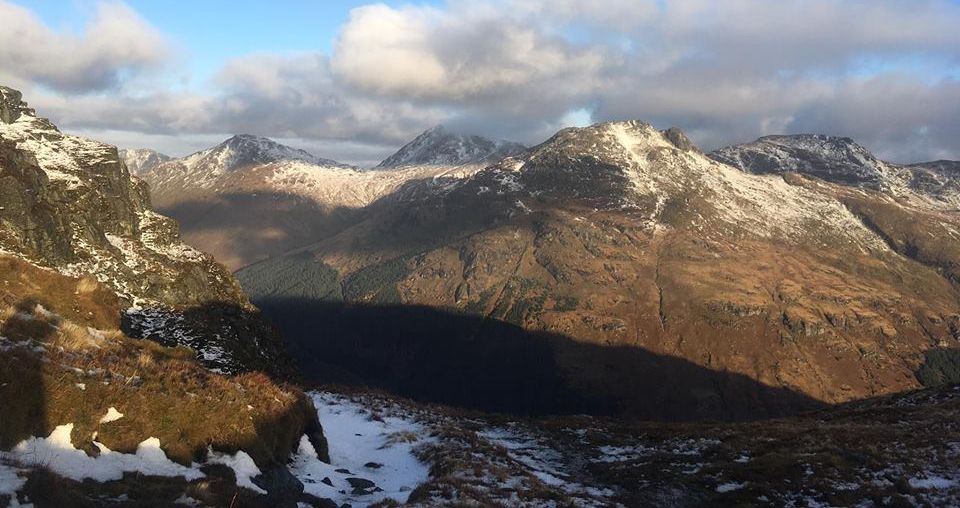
0 1 170 93
331 3 606 104
8 0 960 164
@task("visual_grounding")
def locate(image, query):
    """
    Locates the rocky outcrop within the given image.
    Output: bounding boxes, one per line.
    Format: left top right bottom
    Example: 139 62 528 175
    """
0 85 290 375
376 125 525 168
710 134 960 209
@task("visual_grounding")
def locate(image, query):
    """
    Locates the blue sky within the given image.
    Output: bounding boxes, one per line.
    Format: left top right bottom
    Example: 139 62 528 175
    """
4 0 960 165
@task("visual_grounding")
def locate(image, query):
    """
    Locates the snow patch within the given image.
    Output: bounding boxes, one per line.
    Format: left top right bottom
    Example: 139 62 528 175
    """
0 461 27 506
207 449 265 494
99 407 124 424
3 424 202 483
289 391 431 506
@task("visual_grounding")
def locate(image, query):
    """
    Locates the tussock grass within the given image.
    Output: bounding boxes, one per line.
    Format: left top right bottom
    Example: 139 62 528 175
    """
0 256 319 471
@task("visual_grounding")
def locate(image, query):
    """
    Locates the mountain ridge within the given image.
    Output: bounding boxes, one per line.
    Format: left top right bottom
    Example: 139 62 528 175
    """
239 119 960 420
119 147 170 175
375 125 525 169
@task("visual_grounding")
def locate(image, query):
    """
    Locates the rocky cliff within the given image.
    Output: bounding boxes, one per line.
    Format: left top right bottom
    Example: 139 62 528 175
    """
0 86 289 375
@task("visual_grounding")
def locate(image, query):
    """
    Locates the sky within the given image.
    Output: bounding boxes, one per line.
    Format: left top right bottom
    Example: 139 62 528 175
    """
2 0 960 166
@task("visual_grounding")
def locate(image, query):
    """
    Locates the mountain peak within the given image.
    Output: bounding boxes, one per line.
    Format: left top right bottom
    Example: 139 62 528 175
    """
173 134 350 176
709 133 890 189
120 148 171 176
376 126 525 168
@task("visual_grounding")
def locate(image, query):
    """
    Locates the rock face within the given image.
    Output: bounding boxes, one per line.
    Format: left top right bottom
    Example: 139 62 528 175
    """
710 134 960 208
119 148 170 175
239 120 960 420
709 134 898 189
376 125 525 168
0 85 290 375
906 160 960 206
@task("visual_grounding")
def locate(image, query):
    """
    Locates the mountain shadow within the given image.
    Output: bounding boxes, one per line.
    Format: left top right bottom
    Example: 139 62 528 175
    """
157 191 364 270
252 298 825 422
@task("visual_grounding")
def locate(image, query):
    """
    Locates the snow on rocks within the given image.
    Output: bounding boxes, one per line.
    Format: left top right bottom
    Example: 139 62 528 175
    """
2 424 202 483
289 391 431 505
207 449 265 494
478 424 616 505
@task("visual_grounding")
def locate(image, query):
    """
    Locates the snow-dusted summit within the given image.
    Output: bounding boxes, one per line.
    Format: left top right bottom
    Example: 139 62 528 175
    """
119 148 170 175
709 134 900 189
176 134 351 175
376 125 525 168
710 134 960 208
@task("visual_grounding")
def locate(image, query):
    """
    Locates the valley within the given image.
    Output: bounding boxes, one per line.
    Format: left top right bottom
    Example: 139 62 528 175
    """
2 62 960 507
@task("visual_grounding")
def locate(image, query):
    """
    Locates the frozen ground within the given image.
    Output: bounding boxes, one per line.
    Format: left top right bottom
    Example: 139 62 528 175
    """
290 391 431 505
1 386 958 507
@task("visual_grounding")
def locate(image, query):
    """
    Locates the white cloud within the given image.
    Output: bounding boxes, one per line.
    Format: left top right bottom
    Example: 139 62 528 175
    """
6 0 960 163
331 3 606 102
0 1 170 93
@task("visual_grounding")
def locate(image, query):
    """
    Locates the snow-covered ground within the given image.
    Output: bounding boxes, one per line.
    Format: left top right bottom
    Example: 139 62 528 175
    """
290 391 431 506
0 422 266 503
0 460 28 507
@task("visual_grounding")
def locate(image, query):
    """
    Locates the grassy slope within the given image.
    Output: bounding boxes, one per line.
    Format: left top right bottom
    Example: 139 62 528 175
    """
0 255 324 504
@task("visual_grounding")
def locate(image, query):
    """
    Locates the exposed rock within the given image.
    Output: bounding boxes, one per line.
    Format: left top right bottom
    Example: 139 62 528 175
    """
0 85 291 375
662 127 698 152
376 125 525 168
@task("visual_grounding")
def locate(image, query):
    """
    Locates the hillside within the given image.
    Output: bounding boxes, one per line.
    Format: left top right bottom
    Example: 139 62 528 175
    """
239 120 960 420
0 86 344 506
0 86 291 375
140 128 525 270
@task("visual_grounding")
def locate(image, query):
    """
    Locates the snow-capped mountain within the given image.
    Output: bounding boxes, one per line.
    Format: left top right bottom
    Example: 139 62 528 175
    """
376 125 525 168
119 147 170 175
144 134 354 196
240 119 960 421
710 134 960 208
180 134 349 173
139 130 524 269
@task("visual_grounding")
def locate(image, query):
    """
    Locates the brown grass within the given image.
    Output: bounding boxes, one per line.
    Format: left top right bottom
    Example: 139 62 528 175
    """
0 257 318 471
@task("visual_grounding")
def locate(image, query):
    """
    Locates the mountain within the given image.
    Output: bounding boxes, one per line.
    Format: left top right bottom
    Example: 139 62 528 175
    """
376 125 525 168
118 147 170 175
143 134 354 201
0 85 293 374
139 129 525 270
0 85 329 505
710 134 960 208
239 120 960 421
907 159 960 206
